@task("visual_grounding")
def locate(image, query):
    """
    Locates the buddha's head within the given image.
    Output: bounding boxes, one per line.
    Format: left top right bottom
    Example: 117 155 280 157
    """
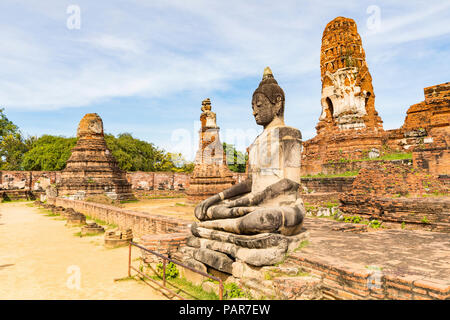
252 67 285 128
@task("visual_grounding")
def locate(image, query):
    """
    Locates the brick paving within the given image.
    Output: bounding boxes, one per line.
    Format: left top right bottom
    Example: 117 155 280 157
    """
286 217 450 299
299 217 450 280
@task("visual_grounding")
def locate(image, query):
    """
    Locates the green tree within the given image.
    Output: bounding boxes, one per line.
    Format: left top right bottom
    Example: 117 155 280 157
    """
104 133 193 172
21 135 77 171
223 143 247 173
0 108 29 170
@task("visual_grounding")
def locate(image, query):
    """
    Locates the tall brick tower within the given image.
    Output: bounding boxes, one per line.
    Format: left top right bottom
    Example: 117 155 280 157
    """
302 17 385 174
317 16 383 134
186 99 234 202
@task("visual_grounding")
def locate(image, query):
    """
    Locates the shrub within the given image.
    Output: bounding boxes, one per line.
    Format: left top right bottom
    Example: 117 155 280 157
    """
224 282 244 299
156 261 179 279
369 220 382 229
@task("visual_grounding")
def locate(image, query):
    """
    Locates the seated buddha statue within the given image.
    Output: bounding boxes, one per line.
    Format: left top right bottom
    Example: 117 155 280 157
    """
193 67 305 236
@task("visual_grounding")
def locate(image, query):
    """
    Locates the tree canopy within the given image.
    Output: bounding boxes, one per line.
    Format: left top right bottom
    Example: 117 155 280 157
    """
0 108 31 170
21 135 77 171
104 133 194 172
0 109 194 172
223 143 248 173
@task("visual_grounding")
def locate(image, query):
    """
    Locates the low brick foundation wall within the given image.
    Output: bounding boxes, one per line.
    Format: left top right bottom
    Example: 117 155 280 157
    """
133 189 186 199
287 254 449 300
339 196 450 232
301 177 355 193
321 159 412 175
47 197 190 238
302 192 341 206
141 233 189 261
1 190 41 201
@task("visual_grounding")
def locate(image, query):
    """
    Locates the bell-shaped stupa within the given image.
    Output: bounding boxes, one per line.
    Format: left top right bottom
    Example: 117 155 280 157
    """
58 113 135 200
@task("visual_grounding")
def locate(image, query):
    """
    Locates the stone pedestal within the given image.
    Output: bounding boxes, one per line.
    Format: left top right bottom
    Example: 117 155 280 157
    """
65 211 86 227
104 229 133 248
81 222 105 235
181 224 309 274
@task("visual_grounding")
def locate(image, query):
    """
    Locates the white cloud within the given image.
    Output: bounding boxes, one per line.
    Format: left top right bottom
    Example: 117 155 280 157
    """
0 0 448 147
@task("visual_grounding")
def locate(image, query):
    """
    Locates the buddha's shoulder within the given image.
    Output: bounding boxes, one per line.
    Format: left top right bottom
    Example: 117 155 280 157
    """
267 126 302 140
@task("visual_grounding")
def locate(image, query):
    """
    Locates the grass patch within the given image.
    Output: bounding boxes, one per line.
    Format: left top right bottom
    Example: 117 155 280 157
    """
44 213 60 217
142 195 184 200
84 215 118 229
145 273 219 300
119 199 139 204
354 152 412 162
1 199 34 203
73 231 102 237
175 203 187 207
114 276 137 282
293 240 310 252
325 201 339 208
422 192 449 197
37 208 54 215
421 216 431 224
302 170 359 178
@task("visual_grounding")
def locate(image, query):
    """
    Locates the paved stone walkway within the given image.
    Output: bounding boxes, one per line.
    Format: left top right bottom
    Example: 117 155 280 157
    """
293 217 450 284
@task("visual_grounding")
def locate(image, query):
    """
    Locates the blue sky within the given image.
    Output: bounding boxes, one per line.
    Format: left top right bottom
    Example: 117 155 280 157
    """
1 0 449 160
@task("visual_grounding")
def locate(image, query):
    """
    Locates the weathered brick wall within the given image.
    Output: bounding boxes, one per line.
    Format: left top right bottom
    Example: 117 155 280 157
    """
1 171 247 192
340 196 450 232
413 134 450 176
339 161 449 232
47 197 190 238
1 190 40 201
126 171 190 191
321 159 412 175
301 177 355 193
140 233 188 261
287 254 449 300
0 171 60 190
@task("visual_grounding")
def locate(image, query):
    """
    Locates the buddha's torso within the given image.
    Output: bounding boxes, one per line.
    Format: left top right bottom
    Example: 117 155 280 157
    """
248 126 302 194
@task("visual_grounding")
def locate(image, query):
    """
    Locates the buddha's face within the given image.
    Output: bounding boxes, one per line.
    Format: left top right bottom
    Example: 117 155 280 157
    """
252 93 275 126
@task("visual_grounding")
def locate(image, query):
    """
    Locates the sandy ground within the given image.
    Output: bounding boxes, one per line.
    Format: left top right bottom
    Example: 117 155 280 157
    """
121 198 197 222
0 201 167 300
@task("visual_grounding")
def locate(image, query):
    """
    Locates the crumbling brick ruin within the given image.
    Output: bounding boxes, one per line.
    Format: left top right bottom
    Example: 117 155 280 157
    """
186 98 234 202
57 113 135 201
301 17 449 176
339 161 449 232
302 17 384 175
384 82 450 154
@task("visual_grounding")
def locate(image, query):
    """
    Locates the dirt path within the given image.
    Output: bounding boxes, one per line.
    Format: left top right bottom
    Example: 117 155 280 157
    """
0 202 167 300
121 198 196 222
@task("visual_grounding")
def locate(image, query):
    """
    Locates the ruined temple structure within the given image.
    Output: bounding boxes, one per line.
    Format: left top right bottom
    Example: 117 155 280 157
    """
302 17 450 176
402 83 450 136
302 17 385 174
186 99 235 202
318 17 383 133
387 82 450 176
57 113 135 200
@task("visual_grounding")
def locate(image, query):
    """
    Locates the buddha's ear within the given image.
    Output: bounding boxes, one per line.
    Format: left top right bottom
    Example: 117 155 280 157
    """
275 96 283 116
